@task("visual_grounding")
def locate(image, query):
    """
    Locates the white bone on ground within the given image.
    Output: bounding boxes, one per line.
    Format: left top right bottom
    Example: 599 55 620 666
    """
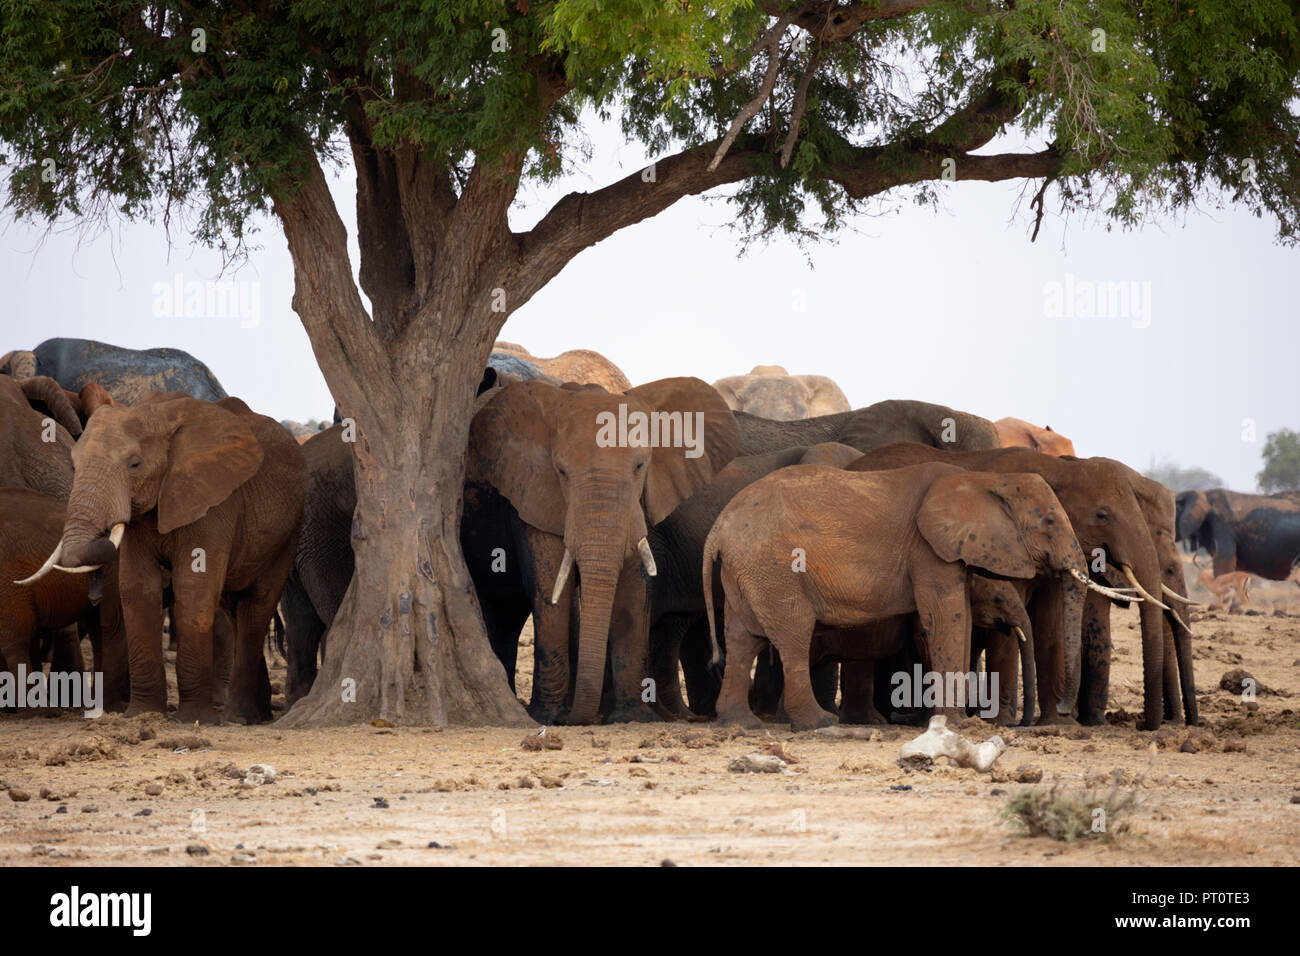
899 716 1006 773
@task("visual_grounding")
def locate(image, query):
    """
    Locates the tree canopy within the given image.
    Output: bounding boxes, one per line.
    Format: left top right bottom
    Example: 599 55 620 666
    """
4 1 1298 260
1258 428 1300 492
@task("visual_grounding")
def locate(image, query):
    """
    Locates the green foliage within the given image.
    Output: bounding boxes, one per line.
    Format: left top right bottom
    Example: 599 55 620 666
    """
1 0 1298 253
1257 428 1300 492
1144 460 1224 493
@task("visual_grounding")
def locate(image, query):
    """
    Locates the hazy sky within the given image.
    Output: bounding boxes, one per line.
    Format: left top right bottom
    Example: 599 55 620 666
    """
2 116 1295 490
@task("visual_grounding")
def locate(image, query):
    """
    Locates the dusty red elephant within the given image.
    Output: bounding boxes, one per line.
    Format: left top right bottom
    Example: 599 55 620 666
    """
996 418 1076 456
21 393 305 723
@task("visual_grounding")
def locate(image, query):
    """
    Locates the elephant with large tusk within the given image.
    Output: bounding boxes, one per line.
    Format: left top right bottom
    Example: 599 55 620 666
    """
848 444 1175 730
466 377 738 725
20 391 305 724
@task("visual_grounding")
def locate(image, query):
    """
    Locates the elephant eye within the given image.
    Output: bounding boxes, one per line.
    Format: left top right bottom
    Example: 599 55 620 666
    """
128 456 142 470
635 461 645 473
1095 510 1109 521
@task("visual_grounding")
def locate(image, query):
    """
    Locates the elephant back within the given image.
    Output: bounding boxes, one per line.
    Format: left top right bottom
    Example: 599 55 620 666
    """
32 337 228 404
837 400 1000 454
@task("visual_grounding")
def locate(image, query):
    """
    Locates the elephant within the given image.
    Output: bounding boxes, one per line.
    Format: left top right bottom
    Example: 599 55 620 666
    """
2 488 128 710
634 443 861 721
712 366 851 420
734 399 1001 457
848 444 1174 729
0 375 79 496
1082 461 1199 727
827 577 1037 726
703 461 1090 731
280 422 356 707
490 342 631 392
20 393 305 723
466 376 738 724
996 418 1076 456
1 338 228 405
1175 488 1300 581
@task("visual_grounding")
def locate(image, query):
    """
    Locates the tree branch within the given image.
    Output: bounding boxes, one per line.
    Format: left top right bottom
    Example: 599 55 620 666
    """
710 16 791 171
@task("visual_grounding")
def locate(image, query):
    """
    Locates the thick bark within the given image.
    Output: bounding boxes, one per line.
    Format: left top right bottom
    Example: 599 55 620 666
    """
279 390 528 727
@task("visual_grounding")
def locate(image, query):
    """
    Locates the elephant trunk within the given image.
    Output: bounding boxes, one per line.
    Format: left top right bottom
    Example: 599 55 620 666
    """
566 552 621 725
59 463 131 570
1133 561 1168 730
1012 618 1037 727
1057 571 1086 717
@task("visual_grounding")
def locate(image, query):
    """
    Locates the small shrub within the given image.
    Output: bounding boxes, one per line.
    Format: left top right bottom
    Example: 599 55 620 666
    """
1001 770 1140 842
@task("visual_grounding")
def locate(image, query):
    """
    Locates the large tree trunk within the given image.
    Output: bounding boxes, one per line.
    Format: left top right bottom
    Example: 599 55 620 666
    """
279 350 529 727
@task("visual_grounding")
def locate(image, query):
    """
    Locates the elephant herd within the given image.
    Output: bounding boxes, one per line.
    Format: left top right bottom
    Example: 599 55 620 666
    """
0 336 1214 734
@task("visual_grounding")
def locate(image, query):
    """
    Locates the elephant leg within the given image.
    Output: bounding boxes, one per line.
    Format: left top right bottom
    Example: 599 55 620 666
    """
749 647 784 718
649 613 693 720
755 601 831 731
226 557 288 725
1077 591 1111 725
914 578 972 723
1161 620 1182 724
680 618 721 718
605 560 658 722
1031 584 1075 725
48 624 83 674
280 574 323 708
171 588 221 725
811 660 839 714
981 629 1018 726
211 606 236 712
840 659 886 724
121 548 168 718
479 595 530 694
521 529 572 724
715 599 765 728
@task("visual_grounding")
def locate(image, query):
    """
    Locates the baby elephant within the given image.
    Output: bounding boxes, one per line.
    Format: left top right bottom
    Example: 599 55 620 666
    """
703 460 1090 731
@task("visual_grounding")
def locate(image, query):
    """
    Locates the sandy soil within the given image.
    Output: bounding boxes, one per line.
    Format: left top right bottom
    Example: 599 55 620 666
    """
1 563 1298 866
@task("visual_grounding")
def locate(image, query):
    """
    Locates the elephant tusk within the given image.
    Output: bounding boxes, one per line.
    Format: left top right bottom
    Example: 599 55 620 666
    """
637 537 657 577
51 523 126 575
14 541 62 585
1167 608 1193 636
1069 568 1144 602
1012 625 1026 644
1121 564 1172 611
1161 584 1207 607
550 549 574 606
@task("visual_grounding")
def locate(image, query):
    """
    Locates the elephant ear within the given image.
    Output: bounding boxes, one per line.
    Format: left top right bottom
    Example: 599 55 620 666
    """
155 398 264 534
467 380 566 536
917 472 1037 579
18 376 82 437
625 377 740 524
0 349 37 379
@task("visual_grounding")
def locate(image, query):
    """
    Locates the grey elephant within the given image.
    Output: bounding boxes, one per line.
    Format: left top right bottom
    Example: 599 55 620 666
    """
1 338 228 405
712 365 851 420
734 398 1001 456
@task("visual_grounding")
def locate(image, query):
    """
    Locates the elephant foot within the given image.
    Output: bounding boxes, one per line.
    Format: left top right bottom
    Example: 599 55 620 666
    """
173 701 221 725
605 702 661 724
125 696 167 718
526 701 567 726
840 707 887 725
1034 711 1079 726
223 694 272 725
716 707 765 729
993 710 1019 727
1077 710 1107 727
790 709 837 732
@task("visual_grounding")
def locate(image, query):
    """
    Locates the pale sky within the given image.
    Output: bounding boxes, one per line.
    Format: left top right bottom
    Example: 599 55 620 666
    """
2 116 1296 490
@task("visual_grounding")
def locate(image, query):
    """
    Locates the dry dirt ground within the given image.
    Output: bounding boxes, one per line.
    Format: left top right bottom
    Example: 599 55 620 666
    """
1 561 1298 866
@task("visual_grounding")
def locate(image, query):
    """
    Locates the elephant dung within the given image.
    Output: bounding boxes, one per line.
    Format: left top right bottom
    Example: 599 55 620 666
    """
898 716 1006 774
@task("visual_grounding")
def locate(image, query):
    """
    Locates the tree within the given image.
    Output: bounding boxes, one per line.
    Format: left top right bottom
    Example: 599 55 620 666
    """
1258 428 1300 492
1144 460 1223 493
3 1 1299 725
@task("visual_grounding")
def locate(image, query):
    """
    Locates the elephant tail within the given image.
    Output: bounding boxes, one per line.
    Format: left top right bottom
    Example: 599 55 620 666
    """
702 525 723 668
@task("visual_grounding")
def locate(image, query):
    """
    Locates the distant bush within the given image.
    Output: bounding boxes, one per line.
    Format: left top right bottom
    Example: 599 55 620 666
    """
1144 461 1223 493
